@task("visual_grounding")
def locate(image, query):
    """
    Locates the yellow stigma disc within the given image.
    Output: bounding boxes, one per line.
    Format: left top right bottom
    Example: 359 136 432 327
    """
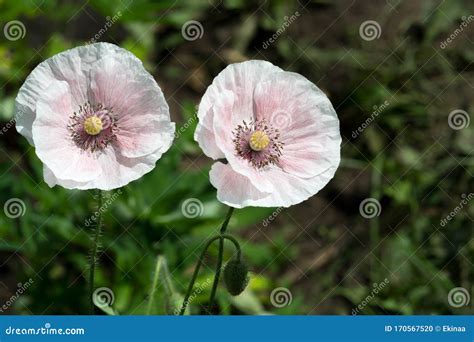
84 116 103 136
249 131 270 151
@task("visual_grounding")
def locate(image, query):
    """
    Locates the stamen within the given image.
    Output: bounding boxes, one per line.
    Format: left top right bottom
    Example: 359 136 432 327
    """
68 102 117 153
232 119 283 169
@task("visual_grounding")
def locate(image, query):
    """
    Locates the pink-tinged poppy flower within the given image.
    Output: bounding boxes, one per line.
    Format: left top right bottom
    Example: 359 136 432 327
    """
15 43 175 190
195 60 341 208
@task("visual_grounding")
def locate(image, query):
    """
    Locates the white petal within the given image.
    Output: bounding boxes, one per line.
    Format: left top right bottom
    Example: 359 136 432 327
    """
209 162 269 208
253 71 341 179
15 43 136 145
31 81 99 183
195 60 282 159
89 53 175 158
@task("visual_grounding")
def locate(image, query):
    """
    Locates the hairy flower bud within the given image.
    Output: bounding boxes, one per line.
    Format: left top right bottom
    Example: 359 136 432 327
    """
223 257 249 296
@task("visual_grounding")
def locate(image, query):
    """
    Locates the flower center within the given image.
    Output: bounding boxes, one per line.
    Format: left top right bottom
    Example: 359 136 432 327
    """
249 131 269 151
83 116 103 136
68 102 118 153
233 120 283 169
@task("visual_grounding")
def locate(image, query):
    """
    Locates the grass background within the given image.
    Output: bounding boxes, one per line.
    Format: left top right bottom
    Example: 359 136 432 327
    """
0 0 473 315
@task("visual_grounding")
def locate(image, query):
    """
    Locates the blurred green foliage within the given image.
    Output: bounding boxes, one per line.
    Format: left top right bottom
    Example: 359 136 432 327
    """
0 0 473 315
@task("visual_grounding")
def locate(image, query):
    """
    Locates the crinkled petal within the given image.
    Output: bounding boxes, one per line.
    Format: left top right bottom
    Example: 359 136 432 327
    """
15 43 126 145
31 81 99 183
87 146 162 190
89 53 174 158
17 43 174 190
210 162 339 208
253 71 341 179
43 165 91 189
209 162 269 208
195 60 282 159
211 89 274 193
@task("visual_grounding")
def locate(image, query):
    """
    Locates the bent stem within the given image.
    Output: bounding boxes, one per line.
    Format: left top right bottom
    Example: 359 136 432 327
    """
208 206 234 312
179 235 221 315
179 207 236 315
89 189 103 314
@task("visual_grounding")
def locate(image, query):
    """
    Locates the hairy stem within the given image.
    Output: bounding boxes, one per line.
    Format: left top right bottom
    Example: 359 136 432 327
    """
179 207 236 315
208 206 234 312
146 255 163 315
89 189 103 314
179 235 221 315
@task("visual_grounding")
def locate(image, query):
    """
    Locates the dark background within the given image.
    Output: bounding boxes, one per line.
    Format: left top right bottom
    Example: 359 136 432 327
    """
0 0 472 315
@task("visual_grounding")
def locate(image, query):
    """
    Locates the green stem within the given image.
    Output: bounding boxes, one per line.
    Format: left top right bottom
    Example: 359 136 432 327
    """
220 207 235 234
208 236 224 313
208 206 235 313
179 235 221 315
89 189 103 314
146 255 163 315
179 207 236 315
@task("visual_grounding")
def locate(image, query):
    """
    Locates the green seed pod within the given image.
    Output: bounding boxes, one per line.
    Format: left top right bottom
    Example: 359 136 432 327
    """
223 256 249 296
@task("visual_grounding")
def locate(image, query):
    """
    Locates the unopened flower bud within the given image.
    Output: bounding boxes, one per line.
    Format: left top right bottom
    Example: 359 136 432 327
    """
223 256 249 296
